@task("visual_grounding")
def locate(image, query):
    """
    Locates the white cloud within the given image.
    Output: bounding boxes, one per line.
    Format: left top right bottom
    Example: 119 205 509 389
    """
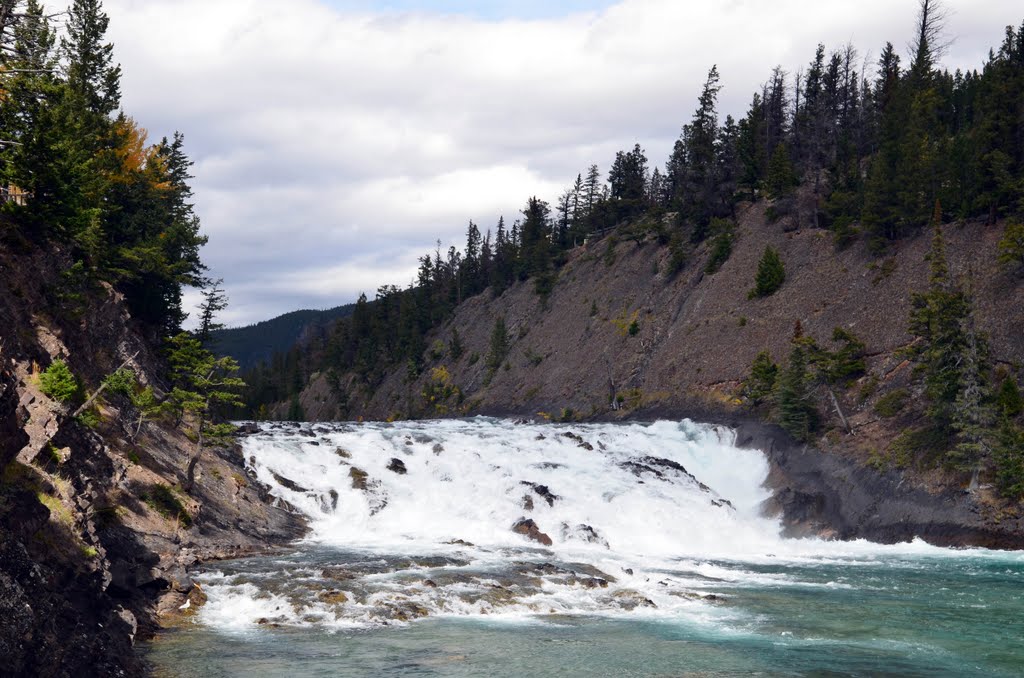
103 0 1020 326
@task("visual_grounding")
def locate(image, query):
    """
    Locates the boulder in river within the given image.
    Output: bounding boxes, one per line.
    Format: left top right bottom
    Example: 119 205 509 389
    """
511 518 553 546
349 467 369 490
271 471 308 493
387 458 408 475
521 481 558 506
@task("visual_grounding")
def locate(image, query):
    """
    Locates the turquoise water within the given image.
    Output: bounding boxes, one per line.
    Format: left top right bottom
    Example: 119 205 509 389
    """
144 420 1024 677
146 548 1024 677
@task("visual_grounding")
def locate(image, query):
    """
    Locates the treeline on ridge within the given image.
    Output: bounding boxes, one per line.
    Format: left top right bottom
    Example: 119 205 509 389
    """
242 3 1024 432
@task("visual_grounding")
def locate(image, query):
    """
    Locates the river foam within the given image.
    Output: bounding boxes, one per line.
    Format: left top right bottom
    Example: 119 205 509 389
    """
193 418 1021 631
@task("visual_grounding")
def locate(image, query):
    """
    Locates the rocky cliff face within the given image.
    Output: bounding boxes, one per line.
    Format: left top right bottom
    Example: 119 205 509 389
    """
290 201 1024 547
0 244 306 677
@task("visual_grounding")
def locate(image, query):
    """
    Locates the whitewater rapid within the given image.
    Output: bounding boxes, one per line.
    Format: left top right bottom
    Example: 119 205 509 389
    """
196 418 1022 631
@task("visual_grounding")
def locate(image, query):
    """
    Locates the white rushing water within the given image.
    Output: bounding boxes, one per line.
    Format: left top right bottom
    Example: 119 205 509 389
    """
198 418 1017 631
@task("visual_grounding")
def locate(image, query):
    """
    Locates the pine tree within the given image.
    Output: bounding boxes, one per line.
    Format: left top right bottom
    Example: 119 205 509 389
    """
996 375 1023 418
777 325 818 442
750 245 786 298
744 350 778 405
992 417 1024 499
62 0 121 118
167 332 245 492
908 223 969 431
949 298 994 476
196 279 228 348
484 316 509 380
765 143 798 198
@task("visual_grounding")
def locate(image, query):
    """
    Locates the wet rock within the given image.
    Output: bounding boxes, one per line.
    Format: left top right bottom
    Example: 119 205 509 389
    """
349 467 369 490
521 494 535 512
423 579 438 588
432 443 445 455
387 458 408 475
319 490 339 513
386 602 430 621
560 523 609 548
235 422 260 435
335 448 351 459
569 576 609 589
612 590 657 610
321 568 357 581
520 481 559 507
319 590 349 604
534 462 563 469
511 518 553 546
271 471 309 493
711 498 735 510
444 539 474 547
535 434 546 441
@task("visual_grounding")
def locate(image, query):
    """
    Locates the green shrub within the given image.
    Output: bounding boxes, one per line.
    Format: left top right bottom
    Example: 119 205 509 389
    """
39 359 79 403
874 389 909 418
76 408 100 428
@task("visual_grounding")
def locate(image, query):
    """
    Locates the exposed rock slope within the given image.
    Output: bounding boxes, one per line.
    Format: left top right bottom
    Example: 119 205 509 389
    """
0 244 306 677
290 202 1024 547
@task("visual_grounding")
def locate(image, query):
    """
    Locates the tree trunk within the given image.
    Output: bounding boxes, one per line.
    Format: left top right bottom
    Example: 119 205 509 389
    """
184 414 205 493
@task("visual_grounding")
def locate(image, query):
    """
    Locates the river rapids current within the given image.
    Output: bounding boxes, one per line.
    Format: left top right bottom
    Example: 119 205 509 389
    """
146 418 1024 677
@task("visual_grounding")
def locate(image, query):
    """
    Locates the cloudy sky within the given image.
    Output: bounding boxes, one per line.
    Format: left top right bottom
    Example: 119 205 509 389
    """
101 0 1019 328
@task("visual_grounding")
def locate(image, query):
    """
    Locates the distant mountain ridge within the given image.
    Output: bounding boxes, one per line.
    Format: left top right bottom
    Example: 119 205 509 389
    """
212 304 355 370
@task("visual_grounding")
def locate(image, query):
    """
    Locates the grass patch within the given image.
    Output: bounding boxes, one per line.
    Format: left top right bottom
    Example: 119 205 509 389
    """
140 484 193 528
37 492 74 529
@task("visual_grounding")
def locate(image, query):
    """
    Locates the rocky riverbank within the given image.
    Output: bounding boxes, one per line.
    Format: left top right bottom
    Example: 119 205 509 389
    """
0 244 307 677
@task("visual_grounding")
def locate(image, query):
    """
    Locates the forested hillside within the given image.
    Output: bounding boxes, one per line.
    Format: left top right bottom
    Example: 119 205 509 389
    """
211 303 355 371
246 4 1024 508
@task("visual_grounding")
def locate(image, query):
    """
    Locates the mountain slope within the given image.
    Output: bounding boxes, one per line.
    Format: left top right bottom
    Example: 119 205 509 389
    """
212 304 355 370
282 199 1024 547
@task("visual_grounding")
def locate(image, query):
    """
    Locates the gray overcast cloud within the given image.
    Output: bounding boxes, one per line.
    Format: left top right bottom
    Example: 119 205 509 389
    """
102 0 1019 327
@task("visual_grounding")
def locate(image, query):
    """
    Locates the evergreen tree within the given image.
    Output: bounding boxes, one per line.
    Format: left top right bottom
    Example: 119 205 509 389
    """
765 143 798 198
485 316 509 379
750 245 786 298
996 375 1023 418
681 65 722 239
196 278 228 348
949 298 994 475
992 417 1024 499
166 332 245 492
62 0 121 118
908 223 969 431
777 325 818 441
744 350 778 405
